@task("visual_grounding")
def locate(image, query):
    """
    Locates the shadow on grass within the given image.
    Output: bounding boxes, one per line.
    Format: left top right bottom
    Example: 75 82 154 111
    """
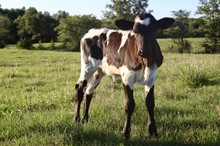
1 115 219 146
63 123 170 146
62 122 220 146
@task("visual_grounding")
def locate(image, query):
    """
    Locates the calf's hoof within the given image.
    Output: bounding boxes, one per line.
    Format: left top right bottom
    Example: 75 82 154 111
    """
122 132 130 140
148 123 158 137
82 116 89 123
74 115 80 123
122 127 131 140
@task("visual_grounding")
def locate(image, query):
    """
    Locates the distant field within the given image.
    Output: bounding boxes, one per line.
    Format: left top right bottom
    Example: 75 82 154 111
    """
0 48 219 145
5 37 206 53
157 38 206 53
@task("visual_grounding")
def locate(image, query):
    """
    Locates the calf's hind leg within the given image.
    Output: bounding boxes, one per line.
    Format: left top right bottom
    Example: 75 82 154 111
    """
75 80 87 122
82 69 104 123
74 66 96 122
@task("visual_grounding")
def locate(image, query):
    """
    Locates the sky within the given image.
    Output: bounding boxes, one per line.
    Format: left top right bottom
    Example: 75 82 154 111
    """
0 0 201 19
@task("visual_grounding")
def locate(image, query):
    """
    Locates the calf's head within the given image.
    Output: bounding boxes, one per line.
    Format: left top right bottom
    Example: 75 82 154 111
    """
115 13 174 58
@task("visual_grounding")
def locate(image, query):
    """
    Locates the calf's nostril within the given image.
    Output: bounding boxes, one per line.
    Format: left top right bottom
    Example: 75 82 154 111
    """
138 50 144 56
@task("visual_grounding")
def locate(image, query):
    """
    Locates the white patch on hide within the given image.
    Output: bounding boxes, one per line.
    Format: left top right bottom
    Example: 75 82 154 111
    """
134 63 157 92
82 28 109 40
78 51 102 83
101 57 120 76
120 65 135 89
85 70 104 95
106 30 135 54
144 64 157 92
78 28 109 83
118 31 130 53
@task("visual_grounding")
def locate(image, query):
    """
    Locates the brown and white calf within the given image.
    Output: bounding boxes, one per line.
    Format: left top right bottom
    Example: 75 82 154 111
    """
75 13 174 139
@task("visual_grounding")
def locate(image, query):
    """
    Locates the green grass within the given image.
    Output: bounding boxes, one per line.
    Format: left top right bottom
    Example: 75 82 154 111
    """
0 47 220 145
157 38 206 53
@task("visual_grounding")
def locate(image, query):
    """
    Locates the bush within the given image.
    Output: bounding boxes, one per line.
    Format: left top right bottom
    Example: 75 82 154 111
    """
36 40 45 50
170 39 192 53
49 41 55 50
63 42 79 51
0 41 5 49
178 65 210 88
202 43 220 54
17 38 33 49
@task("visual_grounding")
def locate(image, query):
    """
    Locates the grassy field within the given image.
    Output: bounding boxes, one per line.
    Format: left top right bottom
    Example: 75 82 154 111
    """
157 38 206 53
0 46 220 145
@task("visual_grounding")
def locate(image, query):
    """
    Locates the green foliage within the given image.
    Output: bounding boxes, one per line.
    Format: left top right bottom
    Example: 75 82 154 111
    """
0 49 220 145
169 39 192 53
36 40 45 50
56 15 102 51
102 0 149 28
197 0 220 53
168 10 192 53
0 40 5 48
1 3 220 54
53 10 69 21
178 64 210 88
17 38 33 49
0 15 12 45
14 7 58 43
0 7 25 43
157 38 206 53
189 18 206 37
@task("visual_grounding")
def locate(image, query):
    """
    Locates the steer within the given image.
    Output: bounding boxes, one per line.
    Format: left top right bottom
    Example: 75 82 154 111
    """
75 13 174 139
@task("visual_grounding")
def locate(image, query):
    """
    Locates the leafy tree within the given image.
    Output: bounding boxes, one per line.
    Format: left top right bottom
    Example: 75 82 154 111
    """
15 7 41 42
0 15 12 48
102 0 148 28
39 11 58 42
157 17 206 38
197 0 220 53
0 7 25 20
0 7 25 43
56 15 101 51
15 7 57 44
53 10 69 21
17 38 33 49
168 10 192 53
189 18 205 37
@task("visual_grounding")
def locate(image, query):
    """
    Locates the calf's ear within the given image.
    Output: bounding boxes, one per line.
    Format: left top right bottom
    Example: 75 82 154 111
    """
115 19 134 30
156 18 175 29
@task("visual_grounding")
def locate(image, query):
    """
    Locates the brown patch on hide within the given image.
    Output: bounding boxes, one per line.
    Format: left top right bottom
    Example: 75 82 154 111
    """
104 31 143 71
103 31 163 71
105 32 123 68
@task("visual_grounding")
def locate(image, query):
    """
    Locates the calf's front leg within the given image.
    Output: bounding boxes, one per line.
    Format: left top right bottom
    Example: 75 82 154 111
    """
123 84 135 139
145 85 158 137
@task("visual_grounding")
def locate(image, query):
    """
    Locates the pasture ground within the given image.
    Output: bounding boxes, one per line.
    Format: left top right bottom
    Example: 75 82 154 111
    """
0 44 220 145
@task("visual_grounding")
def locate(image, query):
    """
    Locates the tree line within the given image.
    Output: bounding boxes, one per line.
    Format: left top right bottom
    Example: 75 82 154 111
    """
0 0 219 53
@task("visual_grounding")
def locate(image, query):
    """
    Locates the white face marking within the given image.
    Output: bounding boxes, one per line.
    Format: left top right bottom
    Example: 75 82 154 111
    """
135 17 151 26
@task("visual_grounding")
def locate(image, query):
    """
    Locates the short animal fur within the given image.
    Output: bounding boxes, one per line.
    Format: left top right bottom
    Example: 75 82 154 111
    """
75 13 174 139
